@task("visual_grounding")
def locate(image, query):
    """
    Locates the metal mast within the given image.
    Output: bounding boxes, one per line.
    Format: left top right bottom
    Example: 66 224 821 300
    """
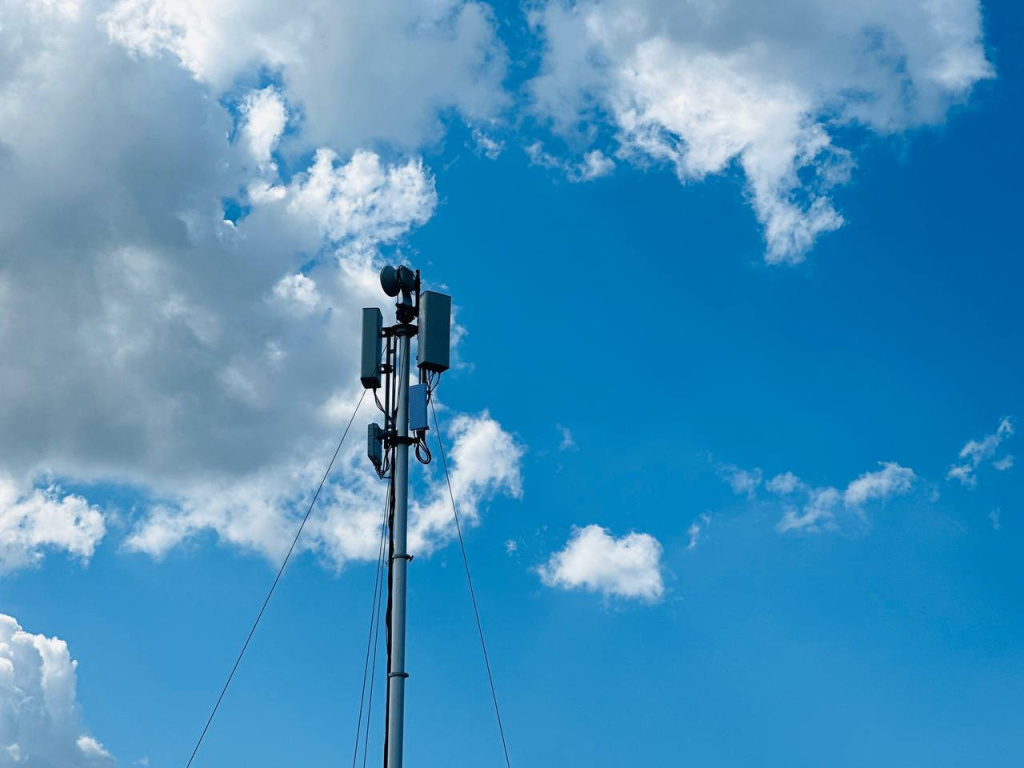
386 324 412 768
361 265 451 768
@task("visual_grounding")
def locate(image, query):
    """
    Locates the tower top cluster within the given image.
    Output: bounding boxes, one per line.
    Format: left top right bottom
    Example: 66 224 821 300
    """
360 265 451 389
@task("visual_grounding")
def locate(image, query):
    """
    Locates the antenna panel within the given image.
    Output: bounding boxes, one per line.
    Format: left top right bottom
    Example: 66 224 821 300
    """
417 291 451 373
360 307 383 388
367 423 384 468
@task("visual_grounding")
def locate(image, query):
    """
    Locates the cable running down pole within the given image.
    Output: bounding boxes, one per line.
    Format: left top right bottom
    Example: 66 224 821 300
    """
431 398 513 768
183 389 367 768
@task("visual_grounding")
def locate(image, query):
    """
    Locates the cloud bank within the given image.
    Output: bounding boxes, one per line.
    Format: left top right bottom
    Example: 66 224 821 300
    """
0 0 521 571
0 0 995 572
529 0 992 262
0 614 113 767
104 0 508 151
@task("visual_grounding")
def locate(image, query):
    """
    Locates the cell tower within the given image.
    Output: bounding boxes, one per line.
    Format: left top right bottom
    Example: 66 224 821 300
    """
360 265 451 768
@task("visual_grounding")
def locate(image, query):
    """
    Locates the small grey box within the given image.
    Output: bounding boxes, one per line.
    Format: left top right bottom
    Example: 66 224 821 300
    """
367 423 384 468
409 384 428 432
417 291 451 373
360 307 383 388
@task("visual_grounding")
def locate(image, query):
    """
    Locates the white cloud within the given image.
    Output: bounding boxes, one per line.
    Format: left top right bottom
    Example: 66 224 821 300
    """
539 524 664 602
272 273 320 314
946 463 975 487
843 462 917 507
123 409 523 568
526 142 615 183
0 477 105 574
961 418 1014 463
687 512 711 551
948 418 1015 487
777 462 915 533
240 86 288 168
472 128 505 160
76 737 113 761
0 0 518 571
719 464 762 498
103 0 508 152
0 614 113 767
722 460 916 533
571 150 615 182
529 0 992 263
989 507 1001 531
283 149 437 244
766 471 801 495
525 140 563 170
777 486 842 534
556 424 577 452
406 411 524 556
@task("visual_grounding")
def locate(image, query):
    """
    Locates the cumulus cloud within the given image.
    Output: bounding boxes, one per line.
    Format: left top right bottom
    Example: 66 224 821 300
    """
0 614 113 767
529 0 992 262
121 408 523 567
948 418 1015 487
284 149 436 244
0 0 520 571
406 410 524 556
272 273 321 314
0 477 105 574
539 525 664 602
239 86 288 168
103 0 508 151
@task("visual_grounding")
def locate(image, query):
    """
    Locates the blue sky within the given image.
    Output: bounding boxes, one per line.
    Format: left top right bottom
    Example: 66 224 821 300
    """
1 0 1022 766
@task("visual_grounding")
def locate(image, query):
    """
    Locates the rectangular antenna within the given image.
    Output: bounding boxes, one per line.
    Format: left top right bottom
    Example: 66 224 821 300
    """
360 307 383 388
367 423 384 469
417 291 451 373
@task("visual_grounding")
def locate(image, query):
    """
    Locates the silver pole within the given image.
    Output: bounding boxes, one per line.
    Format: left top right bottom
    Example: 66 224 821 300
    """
386 328 412 768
